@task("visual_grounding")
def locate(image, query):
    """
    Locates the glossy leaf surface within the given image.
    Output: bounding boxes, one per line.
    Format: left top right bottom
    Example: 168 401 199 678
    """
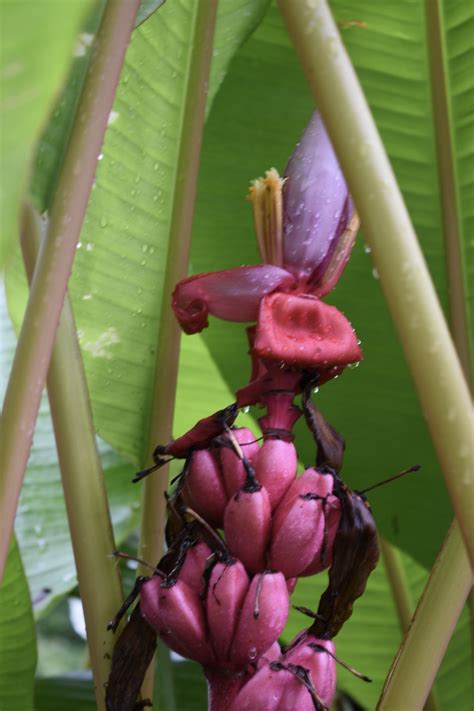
0 0 90 266
0 538 36 711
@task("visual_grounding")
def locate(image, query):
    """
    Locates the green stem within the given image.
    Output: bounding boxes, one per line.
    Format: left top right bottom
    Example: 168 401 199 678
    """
136 0 218 701
20 202 123 711
380 538 439 711
154 639 177 711
278 0 474 567
425 0 472 388
380 538 414 631
0 0 139 581
424 0 474 681
377 521 472 709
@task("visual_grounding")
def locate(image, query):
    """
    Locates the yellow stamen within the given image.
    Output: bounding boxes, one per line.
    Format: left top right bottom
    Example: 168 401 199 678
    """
247 168 286 267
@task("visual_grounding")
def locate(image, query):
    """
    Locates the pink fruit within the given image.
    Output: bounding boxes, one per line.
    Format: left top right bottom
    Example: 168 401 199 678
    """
224 486 271 574
269 468 336 578
182 449 228 527
231 572 289 668
252 439 297 509
179 541 212 595
256 641 281 669
301 495 341 575
228 663 292 711
285 634 336 707
220 428 260 498
140 577 214 666
207 560 250 662
228 661 315 711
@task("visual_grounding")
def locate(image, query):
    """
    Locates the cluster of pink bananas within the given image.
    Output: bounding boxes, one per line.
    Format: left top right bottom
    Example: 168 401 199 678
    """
138 445 344 710
181 428 340 580
107 112 379 711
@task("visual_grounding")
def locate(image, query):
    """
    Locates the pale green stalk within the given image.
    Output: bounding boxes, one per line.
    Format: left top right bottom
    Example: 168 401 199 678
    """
425 0 472 388
378 522 472 709
424 0 474 669
380 538 414 631
277 0 473 566
0 0 140 580
20 202 123 711
136 1 218 701
380 538 439 711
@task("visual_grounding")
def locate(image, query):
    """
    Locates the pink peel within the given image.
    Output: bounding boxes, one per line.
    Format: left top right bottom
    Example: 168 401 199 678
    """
207 560 250 663
269 468 338 578
224 486 272 574
252 439 297 510
179 541 212 595
220 427 260 498
231 572 289 669
182 449 227 528
284 634 336 707
140 577 214 666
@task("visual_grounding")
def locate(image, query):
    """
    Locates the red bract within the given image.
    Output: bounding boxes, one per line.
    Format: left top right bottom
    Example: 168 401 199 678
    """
254 292 361 368
172 111 362 376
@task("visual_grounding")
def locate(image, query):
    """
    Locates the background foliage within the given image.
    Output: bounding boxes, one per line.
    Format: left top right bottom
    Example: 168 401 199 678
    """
0 0 471 709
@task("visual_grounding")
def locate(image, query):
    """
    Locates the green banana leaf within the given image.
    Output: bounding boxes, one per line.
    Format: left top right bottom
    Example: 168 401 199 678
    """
0 0 91 267
0 537 36 711
35 664 207 711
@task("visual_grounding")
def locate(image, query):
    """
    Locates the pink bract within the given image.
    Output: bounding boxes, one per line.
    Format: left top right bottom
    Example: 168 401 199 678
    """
171 111 362 374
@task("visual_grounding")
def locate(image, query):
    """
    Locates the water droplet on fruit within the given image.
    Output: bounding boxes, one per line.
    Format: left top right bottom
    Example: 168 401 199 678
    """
248 645 257 661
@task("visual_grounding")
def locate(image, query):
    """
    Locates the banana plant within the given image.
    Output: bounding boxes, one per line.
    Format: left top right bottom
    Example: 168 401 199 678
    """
0 1 471 709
